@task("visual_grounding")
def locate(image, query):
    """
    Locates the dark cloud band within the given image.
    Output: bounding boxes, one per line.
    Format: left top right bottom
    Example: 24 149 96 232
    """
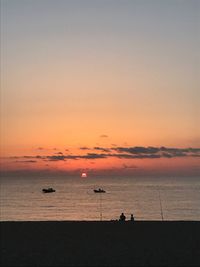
7 146 200 161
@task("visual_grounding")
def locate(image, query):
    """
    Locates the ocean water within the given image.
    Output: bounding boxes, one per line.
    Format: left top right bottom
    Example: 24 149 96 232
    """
1 175 200 221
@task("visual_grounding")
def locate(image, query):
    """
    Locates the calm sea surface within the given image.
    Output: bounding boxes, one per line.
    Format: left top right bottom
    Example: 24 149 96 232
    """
1 175 200 221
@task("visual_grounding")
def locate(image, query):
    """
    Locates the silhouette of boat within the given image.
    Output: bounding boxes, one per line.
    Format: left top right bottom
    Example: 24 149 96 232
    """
42 188 56 193
94 188 106 193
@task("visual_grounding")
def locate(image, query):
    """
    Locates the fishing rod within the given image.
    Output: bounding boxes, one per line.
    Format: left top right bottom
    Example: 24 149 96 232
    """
158 187 164 221
99 193 102 221
88 188 104 221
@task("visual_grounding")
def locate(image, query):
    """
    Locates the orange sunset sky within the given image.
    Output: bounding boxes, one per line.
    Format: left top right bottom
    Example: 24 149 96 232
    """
1 0 200 176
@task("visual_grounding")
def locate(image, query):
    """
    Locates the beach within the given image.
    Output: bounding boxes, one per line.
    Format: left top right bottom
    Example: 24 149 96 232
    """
1 221 200 267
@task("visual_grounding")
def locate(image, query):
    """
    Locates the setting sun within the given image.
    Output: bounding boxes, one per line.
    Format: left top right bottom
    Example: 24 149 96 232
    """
81 172 87 178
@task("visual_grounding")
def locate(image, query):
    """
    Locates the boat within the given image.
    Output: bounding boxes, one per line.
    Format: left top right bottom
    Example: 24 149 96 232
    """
94 188 106 193
42 188 56 193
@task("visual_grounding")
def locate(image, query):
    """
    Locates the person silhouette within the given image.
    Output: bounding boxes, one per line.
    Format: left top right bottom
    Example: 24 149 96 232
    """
130 214 134 221
119 212 126 221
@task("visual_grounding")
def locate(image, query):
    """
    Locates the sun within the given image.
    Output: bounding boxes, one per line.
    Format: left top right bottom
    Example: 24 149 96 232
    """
81 172 87 178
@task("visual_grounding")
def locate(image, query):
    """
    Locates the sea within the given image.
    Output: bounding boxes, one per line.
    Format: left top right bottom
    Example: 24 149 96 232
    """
1 175 200 221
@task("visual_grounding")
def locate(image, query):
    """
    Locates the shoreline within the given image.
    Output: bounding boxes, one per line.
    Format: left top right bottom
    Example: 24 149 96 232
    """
1 220 199 225
1 221 200 266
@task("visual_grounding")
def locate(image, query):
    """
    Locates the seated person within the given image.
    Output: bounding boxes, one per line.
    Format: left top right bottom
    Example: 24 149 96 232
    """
119 212 126 221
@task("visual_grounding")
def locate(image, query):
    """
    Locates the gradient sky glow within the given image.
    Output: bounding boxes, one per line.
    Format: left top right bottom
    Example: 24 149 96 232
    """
1 0 200 175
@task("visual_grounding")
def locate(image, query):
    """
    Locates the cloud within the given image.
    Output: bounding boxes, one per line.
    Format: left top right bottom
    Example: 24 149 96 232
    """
191 154 200 157
45 153 108 161
100 134 108 138
94 147 111 152
15 160 37 163
113 146 160 154
79 147 90 150
37 147 44 150
6 146 200 162
110 153 161 159
36 155 44 159
123 164 138 169
81 153 107 159
112 146 200 158
47 155 66 161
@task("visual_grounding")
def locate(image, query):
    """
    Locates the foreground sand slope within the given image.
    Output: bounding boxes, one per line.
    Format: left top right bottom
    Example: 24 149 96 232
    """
1 221 200 266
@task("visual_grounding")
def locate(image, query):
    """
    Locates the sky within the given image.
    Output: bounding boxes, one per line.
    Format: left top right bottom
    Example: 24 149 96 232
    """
1 0 200 176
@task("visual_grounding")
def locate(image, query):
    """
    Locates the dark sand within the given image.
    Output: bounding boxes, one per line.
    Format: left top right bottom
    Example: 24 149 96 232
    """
1 221 200 267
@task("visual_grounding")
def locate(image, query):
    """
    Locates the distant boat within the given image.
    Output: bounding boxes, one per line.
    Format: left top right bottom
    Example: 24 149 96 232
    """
42 188 56 193
94 188 106 193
